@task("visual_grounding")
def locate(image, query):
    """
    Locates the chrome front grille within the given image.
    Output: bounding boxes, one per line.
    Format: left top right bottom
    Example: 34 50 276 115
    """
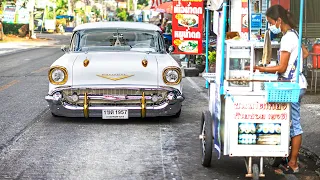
61 88 168 107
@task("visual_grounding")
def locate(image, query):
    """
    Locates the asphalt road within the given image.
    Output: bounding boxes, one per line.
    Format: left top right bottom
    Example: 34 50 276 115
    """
0 38 319 180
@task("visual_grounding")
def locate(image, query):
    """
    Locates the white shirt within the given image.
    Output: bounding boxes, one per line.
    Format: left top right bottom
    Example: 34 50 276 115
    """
279 30 307 89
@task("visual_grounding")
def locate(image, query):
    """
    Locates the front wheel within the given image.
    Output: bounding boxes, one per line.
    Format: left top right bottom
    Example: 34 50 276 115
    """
51 112 59 117
200 110 213 167
172 109 181 118
252 164 259 180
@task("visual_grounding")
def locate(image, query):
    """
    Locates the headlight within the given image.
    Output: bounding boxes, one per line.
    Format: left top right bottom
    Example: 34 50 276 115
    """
162 67 182 85
48 66 68 85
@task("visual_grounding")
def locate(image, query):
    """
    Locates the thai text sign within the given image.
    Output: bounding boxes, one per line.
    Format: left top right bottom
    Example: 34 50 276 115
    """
233 102 289 120
172 0 203 54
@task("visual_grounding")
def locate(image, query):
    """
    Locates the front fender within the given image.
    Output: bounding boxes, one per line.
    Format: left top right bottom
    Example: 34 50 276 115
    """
48 53 79 94
156 54 183 93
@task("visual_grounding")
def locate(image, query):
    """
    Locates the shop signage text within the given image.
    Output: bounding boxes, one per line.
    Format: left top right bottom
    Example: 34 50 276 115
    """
233 102 289 120
172 0 203 54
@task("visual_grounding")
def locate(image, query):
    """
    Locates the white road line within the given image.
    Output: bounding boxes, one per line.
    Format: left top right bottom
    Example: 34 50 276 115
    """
186 77 208 99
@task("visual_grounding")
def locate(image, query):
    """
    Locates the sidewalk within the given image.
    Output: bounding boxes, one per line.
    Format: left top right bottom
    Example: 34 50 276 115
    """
0 33 69 56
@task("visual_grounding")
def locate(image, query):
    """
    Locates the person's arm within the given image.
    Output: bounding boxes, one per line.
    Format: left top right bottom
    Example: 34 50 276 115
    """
255 51 290 73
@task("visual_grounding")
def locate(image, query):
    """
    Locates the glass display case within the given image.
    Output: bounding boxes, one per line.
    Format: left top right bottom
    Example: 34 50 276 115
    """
225 41 255 92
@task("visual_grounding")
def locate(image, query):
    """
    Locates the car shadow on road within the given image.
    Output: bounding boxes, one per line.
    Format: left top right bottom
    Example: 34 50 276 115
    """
48 115 176 125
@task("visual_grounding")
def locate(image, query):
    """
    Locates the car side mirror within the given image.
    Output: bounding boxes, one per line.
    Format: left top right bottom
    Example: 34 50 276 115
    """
61 45 69 53
168 45 175 53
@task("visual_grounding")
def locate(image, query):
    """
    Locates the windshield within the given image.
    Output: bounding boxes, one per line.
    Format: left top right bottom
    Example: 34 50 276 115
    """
71 29 162 53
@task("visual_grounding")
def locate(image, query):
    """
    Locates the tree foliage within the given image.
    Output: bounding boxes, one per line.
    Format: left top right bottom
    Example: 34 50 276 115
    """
91 5 100 16
116 8 128 21
137 0 148 7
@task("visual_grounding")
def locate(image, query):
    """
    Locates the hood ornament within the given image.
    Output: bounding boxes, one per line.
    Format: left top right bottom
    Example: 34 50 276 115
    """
97 74 134 81
142 59 148 67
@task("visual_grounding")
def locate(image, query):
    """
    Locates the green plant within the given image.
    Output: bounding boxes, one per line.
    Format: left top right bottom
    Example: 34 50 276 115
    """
2 23 28 35
208 51 216 65
116 8 129 21
195 55 204 65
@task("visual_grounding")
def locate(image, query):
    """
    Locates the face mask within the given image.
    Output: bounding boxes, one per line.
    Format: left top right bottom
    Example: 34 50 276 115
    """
269 24 281 34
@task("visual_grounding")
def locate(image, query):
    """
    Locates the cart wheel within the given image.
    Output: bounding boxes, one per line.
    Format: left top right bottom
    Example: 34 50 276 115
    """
252 164 259 180
51 112 59 117
200 110 213 167
268 157 284 167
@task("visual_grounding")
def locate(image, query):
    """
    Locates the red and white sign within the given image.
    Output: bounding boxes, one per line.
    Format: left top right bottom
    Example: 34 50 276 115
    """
172 0 203 54
240 0 249 39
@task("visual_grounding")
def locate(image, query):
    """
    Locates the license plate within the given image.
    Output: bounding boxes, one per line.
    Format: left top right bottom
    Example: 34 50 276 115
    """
102 109 128 119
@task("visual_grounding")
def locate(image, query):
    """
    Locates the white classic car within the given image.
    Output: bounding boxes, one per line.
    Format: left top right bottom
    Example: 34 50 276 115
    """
45 22 184 119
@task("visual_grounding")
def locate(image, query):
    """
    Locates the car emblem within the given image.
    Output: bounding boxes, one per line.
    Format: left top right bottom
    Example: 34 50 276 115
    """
97 74 134 81
142 59 148 67
83 59 90 67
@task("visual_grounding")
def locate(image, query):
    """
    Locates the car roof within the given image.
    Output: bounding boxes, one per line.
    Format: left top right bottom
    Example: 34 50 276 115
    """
73 21 161 32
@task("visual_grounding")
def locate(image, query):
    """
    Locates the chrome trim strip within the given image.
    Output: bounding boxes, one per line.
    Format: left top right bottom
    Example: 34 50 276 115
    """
62 102 169 110
48 85 181 95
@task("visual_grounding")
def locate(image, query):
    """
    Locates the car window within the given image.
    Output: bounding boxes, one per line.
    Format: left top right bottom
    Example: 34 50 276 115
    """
70 32 80 51
157 33 166 53
74 29 160 53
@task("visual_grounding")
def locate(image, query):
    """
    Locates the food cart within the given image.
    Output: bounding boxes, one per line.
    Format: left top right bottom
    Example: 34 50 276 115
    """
200 0 306 179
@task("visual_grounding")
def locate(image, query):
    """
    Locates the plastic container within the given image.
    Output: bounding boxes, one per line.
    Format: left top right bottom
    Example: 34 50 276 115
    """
254 70 262 92
264 82 300 103
312 44 320 69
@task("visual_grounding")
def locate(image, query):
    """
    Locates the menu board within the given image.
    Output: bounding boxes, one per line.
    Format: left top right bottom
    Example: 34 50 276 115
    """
172 0 203 54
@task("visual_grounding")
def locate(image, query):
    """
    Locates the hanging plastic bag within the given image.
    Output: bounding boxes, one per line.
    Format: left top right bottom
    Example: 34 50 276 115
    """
262 30 272 65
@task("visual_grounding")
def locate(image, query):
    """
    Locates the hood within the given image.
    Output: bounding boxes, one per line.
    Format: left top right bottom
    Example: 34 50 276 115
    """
72 52 158 86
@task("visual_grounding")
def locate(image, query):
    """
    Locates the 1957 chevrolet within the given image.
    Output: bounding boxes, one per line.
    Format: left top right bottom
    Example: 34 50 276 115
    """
45 22 184 119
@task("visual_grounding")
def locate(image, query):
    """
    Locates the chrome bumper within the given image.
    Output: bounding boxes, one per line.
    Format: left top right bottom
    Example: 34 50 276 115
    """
45 86 184 118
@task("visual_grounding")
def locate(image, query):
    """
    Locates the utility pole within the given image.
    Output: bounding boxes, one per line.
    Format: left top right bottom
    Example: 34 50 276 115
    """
53 0 56 23
68 0 72 15
28 0 36 39
133 0 137 12
127 0 130 11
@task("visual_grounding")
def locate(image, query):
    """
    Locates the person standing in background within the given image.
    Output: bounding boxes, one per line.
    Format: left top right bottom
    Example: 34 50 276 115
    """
160 18 168 33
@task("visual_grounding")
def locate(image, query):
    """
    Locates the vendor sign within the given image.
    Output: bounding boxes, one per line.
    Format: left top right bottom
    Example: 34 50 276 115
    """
172 0 203 54
226 96 290 157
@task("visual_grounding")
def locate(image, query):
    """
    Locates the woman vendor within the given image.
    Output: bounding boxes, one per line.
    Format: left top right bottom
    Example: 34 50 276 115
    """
254 5 309 174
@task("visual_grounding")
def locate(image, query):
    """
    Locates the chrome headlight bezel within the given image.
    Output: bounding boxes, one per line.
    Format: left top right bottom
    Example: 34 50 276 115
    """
162 66 182 85
48 66 68 85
